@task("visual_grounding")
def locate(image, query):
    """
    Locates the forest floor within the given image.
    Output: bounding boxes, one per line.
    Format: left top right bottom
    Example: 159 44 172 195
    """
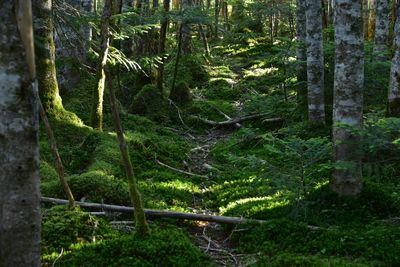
40 35 400 266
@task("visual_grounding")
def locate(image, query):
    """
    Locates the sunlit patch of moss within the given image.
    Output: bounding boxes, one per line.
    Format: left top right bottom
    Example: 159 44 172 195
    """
243 67 279 78
40 161 58 182
220 191 292 218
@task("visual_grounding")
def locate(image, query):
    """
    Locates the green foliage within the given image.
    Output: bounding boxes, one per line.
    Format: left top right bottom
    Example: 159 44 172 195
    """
165 55 208 88
41 205 116 254
52 226 214 267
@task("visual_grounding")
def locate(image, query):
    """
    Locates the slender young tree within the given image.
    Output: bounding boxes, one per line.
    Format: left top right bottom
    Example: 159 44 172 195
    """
214 0 219 37
181 0 193 54
332 0 364 196
368 0 377 40
373 0 390 60
305 0 325 123
90 0 113 130
388 3 400 116
296 0 308 114
32 0 64 112
106 68 150 236
0 1 41 265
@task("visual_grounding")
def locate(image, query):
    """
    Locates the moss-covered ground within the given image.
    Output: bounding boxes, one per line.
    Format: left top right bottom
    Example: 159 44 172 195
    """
40 34 400 266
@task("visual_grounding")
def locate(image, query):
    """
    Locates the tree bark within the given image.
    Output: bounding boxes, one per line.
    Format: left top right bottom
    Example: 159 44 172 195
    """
306 0 325 123
332 0 364 196
90 0 112 130
388 3 400 116
214 0 219 37
0 1 41 265
181 0 193 54
296 0 308 116
32 0 64 113
157 0 171 91
368 0 377 41
373 0 390 60
106 69 150 236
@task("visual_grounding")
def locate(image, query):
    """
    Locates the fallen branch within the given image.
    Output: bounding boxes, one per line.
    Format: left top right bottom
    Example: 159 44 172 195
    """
191 113 283 127
155 158 208 179
41 197 265 225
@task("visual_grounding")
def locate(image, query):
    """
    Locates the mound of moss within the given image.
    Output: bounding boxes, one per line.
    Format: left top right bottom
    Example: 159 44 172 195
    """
53 226 214 267
42 205 116 254
41 171 131 205
130 84 167 120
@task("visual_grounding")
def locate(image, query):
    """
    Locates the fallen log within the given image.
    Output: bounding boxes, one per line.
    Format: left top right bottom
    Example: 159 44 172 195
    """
41 197 265 225
190 113 283 127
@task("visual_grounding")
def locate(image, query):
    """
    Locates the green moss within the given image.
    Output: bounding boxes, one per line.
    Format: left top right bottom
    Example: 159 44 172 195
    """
41 205 116 254
41 171 131 205
40 161 58 182
130 84 167 119
51 226 214 267
169 80 192 106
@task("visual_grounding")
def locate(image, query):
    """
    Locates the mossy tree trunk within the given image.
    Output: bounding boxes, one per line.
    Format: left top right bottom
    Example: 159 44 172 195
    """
0 1 41 265
388 3 400 116
306 0 325 123
332 0 364 196
368 0 377 41
106 68 150 236
181 0 193 54
90 0 113 130
296 0 308 117
373 0 390 60
32 0 64 113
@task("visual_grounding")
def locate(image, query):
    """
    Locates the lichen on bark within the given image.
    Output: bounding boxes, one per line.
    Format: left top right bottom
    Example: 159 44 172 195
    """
332 0 364 196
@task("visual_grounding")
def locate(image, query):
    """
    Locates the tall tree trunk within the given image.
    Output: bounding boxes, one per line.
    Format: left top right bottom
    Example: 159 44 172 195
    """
306 0 325 123
171 24 184 94
153 0 159 8
388 3 400 116
0 1 41 265
90 0 112 130
32 0 64 113
296 0 308 116
214 0 219 37
223 1 229 31
368 0 377 40
181 0 193 54
373 0 390 59
106 69 150 236
157 0 170 91
332 0 364 196
199 23 211 57
363 0 370 38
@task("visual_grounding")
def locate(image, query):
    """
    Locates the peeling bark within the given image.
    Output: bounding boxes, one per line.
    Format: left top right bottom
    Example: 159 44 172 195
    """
0 1 41 265
332 0 364 196
306 0 325 123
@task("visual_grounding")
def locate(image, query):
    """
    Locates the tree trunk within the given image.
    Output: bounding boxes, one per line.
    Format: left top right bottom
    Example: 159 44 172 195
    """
223 1 229 31
157 0 171 91
198 23 211 57
373 0 390 60
32 0 64 113
214 0 219 37
90 0 112 130
106 69 150 236
0 1 41 265
296 0 308 116
181 0 193 54
368 0 377 41
38 99 75 208
388 3 400 116
363 0 370 38
171 24 184 94
306 0 325 123
332 0 364 196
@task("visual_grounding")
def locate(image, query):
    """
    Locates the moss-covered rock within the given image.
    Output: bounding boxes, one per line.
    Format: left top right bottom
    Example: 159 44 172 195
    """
169 80 192 106
130 84 167 119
